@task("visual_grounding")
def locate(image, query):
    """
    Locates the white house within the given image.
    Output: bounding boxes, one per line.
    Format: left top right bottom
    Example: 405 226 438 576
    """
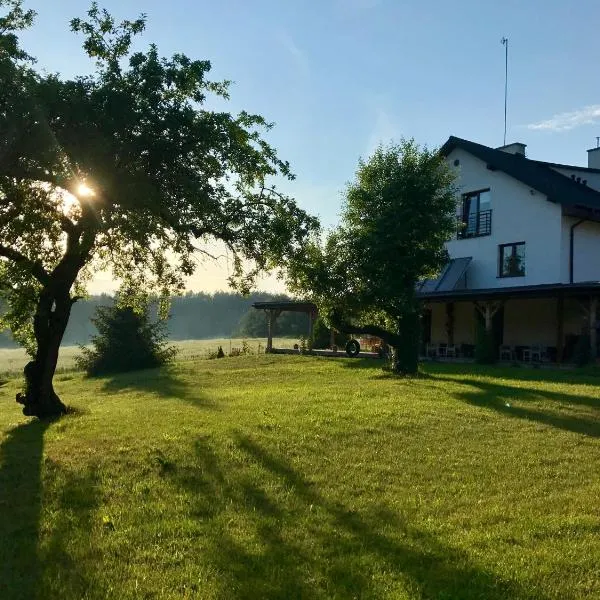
417 136 600 362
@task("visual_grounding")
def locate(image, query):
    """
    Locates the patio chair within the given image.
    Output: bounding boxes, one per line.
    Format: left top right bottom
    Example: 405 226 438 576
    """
445 344 458 358
523 345 543 362
499 345 514 361
426 343 438 358
437 343 448 358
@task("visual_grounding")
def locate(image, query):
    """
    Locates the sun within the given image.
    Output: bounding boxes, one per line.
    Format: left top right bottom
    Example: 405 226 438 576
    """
77 182 95 198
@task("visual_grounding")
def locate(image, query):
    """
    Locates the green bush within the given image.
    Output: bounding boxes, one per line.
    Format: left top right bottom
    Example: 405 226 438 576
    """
475 326 496 364
77 304 176 376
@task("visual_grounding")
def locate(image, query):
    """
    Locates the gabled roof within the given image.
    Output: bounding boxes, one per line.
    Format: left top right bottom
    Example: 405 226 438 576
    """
440 136 600 211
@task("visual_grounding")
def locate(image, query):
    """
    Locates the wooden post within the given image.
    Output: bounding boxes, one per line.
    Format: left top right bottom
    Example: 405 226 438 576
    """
307 310 314 346
265 309 281 353
591 296 598 360
266 310 274 353
556 295 564 363
475 301 502 332
445 302 455 345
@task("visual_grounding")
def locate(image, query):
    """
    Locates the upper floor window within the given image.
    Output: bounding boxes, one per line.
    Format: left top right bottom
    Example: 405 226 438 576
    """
499 242 525 277
457 189 491 239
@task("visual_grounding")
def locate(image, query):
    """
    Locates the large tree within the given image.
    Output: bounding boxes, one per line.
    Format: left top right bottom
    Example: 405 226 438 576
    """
0 1 317 417
288 140 457 374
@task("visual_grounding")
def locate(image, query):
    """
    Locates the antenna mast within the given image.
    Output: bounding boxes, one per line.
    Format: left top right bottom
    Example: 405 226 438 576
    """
501 37 509 146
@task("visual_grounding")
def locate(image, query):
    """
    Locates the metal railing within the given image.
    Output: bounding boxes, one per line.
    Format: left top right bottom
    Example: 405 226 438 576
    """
456 209 492 239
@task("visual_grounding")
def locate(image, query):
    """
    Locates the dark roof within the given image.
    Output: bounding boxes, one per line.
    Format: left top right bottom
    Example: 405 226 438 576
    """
417 257 472 293
441 136 600 211
532 159 600 175
418 281 600 302
252 301 317 313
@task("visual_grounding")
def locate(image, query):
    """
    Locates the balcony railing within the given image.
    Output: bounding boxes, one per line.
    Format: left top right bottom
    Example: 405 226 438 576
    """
456 209 492 239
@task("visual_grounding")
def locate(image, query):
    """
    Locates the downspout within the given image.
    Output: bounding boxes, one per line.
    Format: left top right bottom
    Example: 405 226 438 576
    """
570 219 586 284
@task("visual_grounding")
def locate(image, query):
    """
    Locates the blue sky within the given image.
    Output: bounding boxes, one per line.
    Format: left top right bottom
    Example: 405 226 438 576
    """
17 0 600 291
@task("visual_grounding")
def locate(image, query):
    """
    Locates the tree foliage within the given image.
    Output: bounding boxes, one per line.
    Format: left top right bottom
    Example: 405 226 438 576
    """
0 1 317 417
77 302 176 376
288 140 457 373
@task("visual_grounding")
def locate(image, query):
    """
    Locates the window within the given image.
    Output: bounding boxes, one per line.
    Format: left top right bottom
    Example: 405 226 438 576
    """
499 242 525 277
457 189 492 238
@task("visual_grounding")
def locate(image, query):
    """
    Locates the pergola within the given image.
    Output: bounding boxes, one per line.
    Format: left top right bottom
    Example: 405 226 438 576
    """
252 301 318 352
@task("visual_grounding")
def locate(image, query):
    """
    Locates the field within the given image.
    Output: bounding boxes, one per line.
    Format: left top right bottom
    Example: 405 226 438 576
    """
0 338 295 376
1 355 600 599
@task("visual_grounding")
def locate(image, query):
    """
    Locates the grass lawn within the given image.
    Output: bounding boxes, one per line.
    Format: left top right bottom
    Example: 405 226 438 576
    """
1 356 599 599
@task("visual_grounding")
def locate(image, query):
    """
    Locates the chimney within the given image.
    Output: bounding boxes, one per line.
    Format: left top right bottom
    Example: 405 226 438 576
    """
497 142 526 156
588 141 600 169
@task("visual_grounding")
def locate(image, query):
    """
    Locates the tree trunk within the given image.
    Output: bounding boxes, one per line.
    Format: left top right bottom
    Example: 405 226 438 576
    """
16 291 72 419
390 310 420 375
330 307 421 375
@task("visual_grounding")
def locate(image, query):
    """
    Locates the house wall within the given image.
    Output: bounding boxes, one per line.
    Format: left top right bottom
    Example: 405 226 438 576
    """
445 148 564 290
560 217 600 283
429 301 476 345
503 299 557 346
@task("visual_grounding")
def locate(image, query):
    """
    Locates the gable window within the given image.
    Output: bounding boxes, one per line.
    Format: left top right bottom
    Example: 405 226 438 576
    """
457 189 491 239
499 242 525 277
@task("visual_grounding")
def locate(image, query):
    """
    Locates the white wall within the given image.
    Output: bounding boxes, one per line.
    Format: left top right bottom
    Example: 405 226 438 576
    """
560 217 600 283
445 148 563 289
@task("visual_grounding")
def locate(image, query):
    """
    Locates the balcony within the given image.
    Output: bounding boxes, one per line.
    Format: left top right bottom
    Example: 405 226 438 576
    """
457 209 492 239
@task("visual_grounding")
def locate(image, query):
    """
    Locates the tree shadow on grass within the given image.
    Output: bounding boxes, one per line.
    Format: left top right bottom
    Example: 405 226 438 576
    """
0 419 47 600
38 462 106 598
101 366 219 409
432 373 600 438
171 433 542 600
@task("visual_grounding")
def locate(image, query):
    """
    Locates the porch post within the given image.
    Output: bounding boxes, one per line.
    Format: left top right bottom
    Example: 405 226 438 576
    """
556 295 564 363
475 301 502 333
266 310 274 353
445 302 455 345
307 310 314 343
266 309 281 353
590 296 598 360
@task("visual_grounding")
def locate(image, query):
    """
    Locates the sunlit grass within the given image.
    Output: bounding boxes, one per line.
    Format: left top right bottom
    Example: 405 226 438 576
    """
1 356 599 599
0 337 295 376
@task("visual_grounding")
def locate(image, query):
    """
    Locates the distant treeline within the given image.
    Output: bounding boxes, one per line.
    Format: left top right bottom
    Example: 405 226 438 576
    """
0 292 311 348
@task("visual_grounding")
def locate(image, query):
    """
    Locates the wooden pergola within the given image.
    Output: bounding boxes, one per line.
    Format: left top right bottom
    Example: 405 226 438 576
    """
252 301 318 352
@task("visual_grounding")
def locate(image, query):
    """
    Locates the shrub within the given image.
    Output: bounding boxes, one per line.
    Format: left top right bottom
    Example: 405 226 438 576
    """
77 304 176 376
475 326 496 364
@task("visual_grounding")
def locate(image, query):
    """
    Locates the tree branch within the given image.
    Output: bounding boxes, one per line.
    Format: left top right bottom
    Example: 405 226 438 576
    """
0 244 50 284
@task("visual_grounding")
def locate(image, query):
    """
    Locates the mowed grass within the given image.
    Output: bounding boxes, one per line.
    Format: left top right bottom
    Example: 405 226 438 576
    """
0 337 295 376
1 356 600 599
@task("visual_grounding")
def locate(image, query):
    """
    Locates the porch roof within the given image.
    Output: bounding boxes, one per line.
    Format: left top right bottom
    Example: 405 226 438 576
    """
252 301 318 313
417 281 600 302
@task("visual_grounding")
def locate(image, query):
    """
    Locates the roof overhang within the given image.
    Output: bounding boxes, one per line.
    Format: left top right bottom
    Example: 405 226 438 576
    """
418 282 600 303
252 301 318 313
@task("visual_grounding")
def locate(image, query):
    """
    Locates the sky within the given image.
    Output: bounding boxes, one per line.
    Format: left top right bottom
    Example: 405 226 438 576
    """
17 0 600 294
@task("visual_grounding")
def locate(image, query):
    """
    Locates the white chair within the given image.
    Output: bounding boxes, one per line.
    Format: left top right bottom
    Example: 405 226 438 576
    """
523 345 542 362
499 345 514 361
446 344 457 358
